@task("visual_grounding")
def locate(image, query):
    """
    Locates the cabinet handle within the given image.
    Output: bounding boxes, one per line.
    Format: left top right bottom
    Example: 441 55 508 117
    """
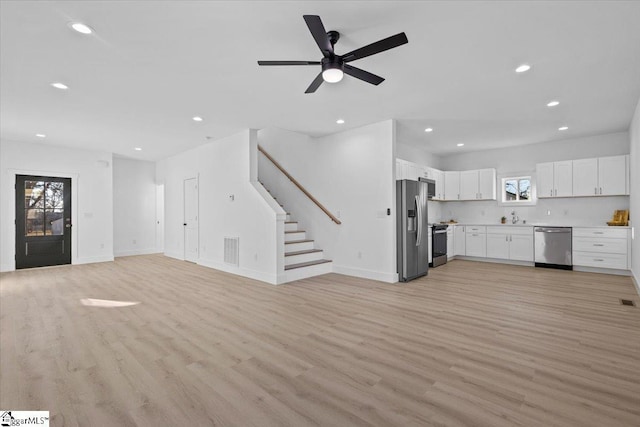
594 187 598 195
594 259 604 262
593 244 604 246
506 236 508 242
457 194 460 200
593 232 604 234
510 235 513 242
599 187 602 195
550 189 553 196
479 193 482 199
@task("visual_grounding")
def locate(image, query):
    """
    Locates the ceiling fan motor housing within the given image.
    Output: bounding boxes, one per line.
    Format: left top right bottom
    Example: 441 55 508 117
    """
321 56 343 73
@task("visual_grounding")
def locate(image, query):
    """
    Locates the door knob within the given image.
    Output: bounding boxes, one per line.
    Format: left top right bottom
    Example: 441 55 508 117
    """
65 224 72 228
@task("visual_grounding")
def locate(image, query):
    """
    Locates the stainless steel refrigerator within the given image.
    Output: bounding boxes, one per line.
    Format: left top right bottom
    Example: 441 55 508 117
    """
396 179 429 282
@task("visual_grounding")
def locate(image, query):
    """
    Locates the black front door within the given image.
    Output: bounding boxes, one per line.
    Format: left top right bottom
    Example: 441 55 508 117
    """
15 175 72 269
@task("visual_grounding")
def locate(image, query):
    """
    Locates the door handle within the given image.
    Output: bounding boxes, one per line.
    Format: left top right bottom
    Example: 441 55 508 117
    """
415 195 422 247
65 224 72 228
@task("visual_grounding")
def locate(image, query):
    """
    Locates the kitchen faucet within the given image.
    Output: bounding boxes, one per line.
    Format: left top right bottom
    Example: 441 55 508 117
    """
511 211 519 224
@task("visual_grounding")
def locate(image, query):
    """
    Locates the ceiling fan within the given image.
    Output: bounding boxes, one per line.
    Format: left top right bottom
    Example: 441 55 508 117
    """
257 15 408 93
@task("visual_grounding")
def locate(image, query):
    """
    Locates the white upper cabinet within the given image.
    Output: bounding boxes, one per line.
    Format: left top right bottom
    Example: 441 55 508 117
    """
478 169 497 200
572 158 599 196
554 161 573 197
539 155 628 199
536 162 554 198
537 161 573 198
459 169 496 200
598 155 628 195
459 170 477 200
444 171 460 201
432 169 444 200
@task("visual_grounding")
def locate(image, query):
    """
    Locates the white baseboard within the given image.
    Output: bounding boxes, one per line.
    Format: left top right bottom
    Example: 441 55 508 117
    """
452 256 534 267
114 248 161 257
197 258 278 285
632 269 640 296
75 255 114 265
0 263 14 272
333 264 397 283
164 251 184 261
573 266 632 276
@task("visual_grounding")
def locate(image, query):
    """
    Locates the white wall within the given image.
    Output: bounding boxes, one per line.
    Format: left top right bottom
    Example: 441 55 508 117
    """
156 129 283 284
258 121 397 282
629 99 640 293
396 142 442 169
113 158 158 256
0 139 114 271
437 132 630 225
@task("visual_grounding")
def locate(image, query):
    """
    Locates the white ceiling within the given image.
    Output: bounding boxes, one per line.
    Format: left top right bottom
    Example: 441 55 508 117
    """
2 1 640 161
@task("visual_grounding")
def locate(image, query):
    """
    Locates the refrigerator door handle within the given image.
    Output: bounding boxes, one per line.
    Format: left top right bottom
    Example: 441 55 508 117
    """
415 195 422 247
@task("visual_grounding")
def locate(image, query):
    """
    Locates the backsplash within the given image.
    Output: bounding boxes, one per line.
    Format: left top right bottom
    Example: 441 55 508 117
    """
438 196 630 226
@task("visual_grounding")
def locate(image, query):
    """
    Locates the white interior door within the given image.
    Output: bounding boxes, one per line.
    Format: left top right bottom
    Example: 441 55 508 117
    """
156 184 165 252
183 178 198 262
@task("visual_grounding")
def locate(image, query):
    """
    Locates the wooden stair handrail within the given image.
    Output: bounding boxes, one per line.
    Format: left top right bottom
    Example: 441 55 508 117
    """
258 145 342 225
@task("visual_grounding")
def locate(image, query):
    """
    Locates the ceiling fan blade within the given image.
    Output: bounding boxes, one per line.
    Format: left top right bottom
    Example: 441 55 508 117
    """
305 72 324 94
303 15 333 56
343 65 385 85
257 60 321 66
342 32 408 63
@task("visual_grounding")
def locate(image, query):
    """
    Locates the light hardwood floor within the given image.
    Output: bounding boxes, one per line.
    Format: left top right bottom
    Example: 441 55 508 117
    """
1 255 639 426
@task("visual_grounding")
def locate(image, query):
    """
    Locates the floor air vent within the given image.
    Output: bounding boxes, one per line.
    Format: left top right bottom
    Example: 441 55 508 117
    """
224 237 239 266
620 299 635 306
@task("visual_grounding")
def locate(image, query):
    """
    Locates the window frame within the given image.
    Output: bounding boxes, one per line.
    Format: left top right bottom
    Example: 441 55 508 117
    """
497 172 537 206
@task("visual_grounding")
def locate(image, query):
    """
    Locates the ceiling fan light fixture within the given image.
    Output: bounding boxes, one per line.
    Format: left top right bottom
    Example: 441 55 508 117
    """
322 68 344 83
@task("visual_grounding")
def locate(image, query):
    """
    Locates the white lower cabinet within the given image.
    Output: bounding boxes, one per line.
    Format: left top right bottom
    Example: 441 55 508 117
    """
486 226 534 262
454 225 466 256
486 233 510 259
446 227 454 259
428 227 433 264
572 227 630 270
465 226 486 257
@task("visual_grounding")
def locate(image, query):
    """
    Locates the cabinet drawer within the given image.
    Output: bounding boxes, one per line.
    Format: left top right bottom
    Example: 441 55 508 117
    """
573 252 627 270
572 237 627 254
486 226 533 235
572 227 628 239
465 226 486 234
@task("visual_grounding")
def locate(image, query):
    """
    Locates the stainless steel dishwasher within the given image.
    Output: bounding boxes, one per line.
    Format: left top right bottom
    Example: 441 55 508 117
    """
534 227 572 270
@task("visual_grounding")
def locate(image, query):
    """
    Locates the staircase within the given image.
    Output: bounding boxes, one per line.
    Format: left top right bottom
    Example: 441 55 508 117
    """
264 186 333 282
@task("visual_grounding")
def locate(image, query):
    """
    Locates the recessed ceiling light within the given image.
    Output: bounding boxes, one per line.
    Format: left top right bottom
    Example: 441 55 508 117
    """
558 126 569 131
51 82 69 90
192 116 203 122
36 134 46 138
424 128 433 133
134 147 142 151
547 100 560 107
457 143 464 147
515 64 531 73
336 119 345 124
69 22 93 34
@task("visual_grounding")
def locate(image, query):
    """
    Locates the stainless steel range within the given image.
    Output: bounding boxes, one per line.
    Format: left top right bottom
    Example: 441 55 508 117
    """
431 224 448 267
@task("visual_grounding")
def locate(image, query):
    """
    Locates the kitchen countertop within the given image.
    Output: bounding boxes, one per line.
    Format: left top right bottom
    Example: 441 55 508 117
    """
436 222 631 229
